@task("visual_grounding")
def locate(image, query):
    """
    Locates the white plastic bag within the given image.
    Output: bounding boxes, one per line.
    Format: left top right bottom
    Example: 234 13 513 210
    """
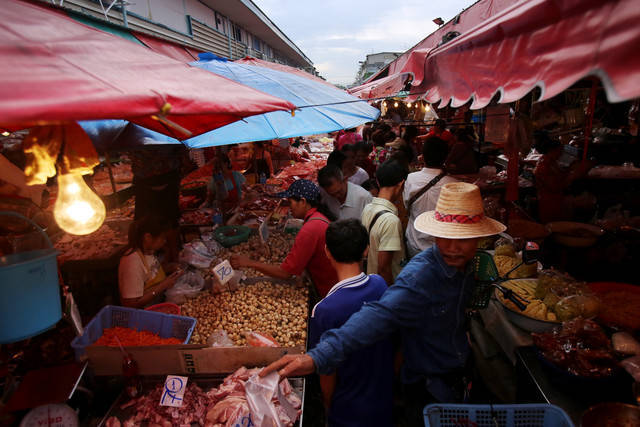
165 270 205 304
207 329 235 347
201 231 223 253
179 240 215 269
244 372 299 427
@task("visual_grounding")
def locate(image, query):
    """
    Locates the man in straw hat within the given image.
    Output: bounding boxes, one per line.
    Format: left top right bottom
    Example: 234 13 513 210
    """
261 182 506 424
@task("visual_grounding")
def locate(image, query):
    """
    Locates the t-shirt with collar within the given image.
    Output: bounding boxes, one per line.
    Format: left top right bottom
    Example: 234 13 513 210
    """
280 208 338 297
347 167 369 186
321 181 373 221
361 197 405 280
403 168 458 257
309 273 393 427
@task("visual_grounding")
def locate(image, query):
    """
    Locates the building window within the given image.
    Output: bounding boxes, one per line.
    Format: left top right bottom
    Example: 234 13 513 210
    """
233 25 242 42
215 12 226 33
252 36 262 52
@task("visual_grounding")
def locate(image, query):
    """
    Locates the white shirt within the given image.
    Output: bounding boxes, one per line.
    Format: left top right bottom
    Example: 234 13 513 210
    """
402 168 458 256
322 181 373 221
347 167 369 186
118 251 161 299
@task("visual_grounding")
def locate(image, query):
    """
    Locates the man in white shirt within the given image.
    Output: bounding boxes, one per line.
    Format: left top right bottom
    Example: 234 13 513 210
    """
341 144 370 186
361 159 408 284
319 164 372 220
403 136 458 258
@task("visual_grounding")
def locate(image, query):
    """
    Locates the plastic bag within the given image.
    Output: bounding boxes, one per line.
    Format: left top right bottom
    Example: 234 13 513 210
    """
620 355 640 382
207 329 235 347
244 372 299 427
179 240 215 269
245 331 279 347
166 270 205 304
612 332 640 355
201 231 223 253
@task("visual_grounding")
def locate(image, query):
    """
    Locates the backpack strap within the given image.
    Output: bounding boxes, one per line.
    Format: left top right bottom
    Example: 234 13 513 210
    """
367 210 392 234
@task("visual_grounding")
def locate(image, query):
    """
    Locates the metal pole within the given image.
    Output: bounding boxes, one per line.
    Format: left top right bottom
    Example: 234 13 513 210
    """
227 23 233 59
121 0 128 28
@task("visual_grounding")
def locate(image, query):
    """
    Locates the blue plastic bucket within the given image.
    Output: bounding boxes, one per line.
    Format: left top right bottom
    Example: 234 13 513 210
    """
0 212 61 343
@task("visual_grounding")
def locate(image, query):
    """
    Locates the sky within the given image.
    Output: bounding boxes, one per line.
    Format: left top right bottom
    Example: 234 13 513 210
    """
253 0 475 86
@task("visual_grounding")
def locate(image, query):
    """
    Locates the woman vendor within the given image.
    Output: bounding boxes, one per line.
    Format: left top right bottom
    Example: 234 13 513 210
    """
246 141 274 183
118 216 183 308
533 132 593 223
230 179 338 297
210 153 247 214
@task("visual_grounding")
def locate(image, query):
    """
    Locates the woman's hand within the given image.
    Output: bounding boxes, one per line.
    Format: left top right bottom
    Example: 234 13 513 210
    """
165 269 183 288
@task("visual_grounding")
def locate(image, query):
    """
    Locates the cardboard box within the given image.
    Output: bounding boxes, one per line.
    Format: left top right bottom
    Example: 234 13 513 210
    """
86 344 304 376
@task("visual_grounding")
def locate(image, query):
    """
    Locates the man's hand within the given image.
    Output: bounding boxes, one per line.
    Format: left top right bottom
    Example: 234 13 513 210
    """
230 254 252 269
260 354 315 378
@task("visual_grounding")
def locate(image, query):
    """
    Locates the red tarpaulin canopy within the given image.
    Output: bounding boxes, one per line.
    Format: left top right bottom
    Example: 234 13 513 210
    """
348 73 412 100
404 0 640 108
0 0 295 139
133 32 200 63
363 0 518 85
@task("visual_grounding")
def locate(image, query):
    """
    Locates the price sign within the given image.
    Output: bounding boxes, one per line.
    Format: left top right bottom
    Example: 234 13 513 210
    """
160 375 188 407
259 220 269 244
213 260 234 285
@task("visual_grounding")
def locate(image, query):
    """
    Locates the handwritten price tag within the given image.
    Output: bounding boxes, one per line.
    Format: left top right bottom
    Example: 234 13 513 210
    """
160 375 188 407
213 260 234 285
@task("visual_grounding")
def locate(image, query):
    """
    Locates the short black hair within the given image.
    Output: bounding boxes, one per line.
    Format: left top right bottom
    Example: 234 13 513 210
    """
340 144 356 153
376 159 408 188
422 136 449 167
327 150 346 169
318 164 344 188
355 141 372 154
325 219 369 263
435 119 447 128
402 125 418 142
361 178 379 192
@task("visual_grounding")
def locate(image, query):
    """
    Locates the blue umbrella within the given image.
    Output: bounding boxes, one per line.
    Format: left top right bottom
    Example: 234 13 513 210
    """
81 54 379 149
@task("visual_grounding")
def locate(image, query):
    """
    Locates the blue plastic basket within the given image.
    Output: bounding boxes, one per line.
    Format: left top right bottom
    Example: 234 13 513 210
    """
70 305 196 360
424 403 574 427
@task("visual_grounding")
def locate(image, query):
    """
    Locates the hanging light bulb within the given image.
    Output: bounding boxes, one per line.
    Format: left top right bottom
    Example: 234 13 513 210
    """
394 101 399 108
425 104 431 112
382 101 387 107
407 102 412 108
1 131 10 137
54 172 106 235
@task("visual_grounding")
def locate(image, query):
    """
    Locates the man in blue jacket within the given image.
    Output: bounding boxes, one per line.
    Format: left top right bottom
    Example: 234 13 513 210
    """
261 182 506 424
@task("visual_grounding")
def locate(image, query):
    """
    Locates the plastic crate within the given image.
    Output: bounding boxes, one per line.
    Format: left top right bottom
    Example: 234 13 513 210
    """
424 404 574 427
70 305 196 360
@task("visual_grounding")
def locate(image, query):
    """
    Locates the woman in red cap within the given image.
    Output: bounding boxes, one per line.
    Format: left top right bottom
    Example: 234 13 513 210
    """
230 179 338 297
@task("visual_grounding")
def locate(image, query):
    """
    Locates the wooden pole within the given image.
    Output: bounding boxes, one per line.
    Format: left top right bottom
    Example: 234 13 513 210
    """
583 78 598 163
103 151 117 194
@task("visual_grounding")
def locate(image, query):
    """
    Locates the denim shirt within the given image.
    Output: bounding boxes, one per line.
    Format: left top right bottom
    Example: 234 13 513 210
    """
308 246 474 400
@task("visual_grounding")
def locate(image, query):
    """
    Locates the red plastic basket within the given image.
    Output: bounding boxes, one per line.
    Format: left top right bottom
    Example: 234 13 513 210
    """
145 303 181 315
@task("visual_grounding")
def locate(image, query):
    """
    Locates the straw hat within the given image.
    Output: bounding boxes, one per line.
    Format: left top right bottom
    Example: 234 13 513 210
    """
414 182 506 239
